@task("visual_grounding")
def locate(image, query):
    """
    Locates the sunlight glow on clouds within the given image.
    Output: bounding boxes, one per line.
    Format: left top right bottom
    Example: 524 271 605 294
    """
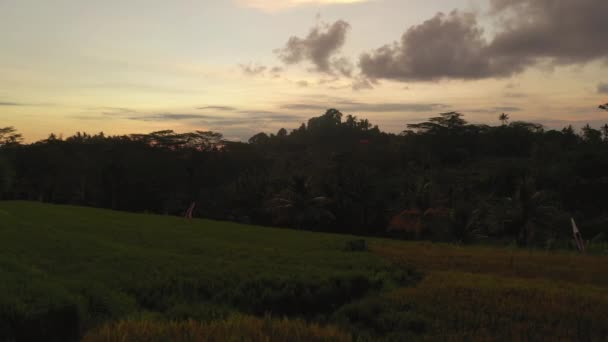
236 0 368 12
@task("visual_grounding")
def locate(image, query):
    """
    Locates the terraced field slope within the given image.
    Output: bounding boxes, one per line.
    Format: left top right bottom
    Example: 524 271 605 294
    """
0 201 606 341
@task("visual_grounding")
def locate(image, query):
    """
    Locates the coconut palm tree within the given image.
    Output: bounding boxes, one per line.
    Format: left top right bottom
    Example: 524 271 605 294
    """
499 113 510 126
267 176 335 230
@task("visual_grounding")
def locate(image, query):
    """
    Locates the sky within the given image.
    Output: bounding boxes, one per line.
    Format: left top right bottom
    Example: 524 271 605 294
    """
1 0 607 141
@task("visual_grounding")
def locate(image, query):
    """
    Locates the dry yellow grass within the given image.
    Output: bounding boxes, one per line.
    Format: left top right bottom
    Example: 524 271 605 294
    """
386 271 608 341
367 241 608 341
371 241 608 287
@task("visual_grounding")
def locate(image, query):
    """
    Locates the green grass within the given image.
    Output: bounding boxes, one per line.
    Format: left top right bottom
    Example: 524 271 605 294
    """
1 201 607 341
0 201 414 341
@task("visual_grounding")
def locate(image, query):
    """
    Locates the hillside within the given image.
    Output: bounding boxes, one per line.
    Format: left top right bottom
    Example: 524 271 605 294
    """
0 201 606 341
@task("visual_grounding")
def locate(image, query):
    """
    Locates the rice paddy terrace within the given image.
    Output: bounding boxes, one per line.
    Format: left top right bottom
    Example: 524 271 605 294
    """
0 201 606 341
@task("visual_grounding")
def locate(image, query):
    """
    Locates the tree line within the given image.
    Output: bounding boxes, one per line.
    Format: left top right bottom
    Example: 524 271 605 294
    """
1 106 608 247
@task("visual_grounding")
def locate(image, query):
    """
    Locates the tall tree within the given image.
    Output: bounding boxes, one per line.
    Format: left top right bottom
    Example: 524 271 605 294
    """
601 124 608 142
406 112 467 134
499 113 510 126
582 124 602 144
0 127 23 146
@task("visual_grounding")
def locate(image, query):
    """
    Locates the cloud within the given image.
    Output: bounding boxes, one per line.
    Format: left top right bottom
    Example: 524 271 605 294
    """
360 0 608 82
129 114 210 121
332 57 354 77
84 82 199 94
197 106 237 111
270 66 284 77
487 0 608 65
504 91 527 98
296 80 310 87
360 11 503 81
494 106 521 112
466 106 522 113
351 77 374 91
127 111 304 126
95 107 134 112
598 83 608 94
237 111 305 122
276 20 351 75
236 0 367 12
239 63 267 76
282 100 448 113
0 102 22 106
91 107 137 116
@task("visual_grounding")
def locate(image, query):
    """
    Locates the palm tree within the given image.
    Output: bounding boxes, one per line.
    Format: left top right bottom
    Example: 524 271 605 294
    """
267 176 335 230
513 177 568 246
499 113 510 126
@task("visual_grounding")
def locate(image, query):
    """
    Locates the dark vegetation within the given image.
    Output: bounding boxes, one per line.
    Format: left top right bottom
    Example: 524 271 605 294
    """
3 107 608 248
0 202 414 341
1 202 606 341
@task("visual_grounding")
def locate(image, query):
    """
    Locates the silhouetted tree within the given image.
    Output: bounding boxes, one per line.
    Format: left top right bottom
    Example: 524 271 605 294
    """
602 124 608 142
499 113 510 126
582 124 602 144
0 127 23 146
406 112 467 133
276 128 288 137
4 107 608 247
248 132 270 145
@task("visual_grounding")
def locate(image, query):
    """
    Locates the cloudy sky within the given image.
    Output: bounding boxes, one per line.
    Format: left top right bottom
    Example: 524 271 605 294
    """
1 0 607 141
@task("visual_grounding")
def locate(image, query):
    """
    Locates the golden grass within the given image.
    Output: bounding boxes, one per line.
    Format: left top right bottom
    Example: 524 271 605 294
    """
387 271 608 341
371 241 608 287
83 315 351 342
369 241 608 341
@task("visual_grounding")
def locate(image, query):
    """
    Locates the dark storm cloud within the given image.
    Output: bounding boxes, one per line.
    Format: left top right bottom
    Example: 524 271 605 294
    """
598 83 608 94
282 101 448 113
359 0 608 82
276 20 352 75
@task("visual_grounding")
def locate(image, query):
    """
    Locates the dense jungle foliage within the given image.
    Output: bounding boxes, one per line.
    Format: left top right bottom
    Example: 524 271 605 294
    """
2 106 608 247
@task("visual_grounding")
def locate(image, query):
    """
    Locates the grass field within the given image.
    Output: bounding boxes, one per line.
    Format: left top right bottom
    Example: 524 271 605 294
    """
1 201 606 341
